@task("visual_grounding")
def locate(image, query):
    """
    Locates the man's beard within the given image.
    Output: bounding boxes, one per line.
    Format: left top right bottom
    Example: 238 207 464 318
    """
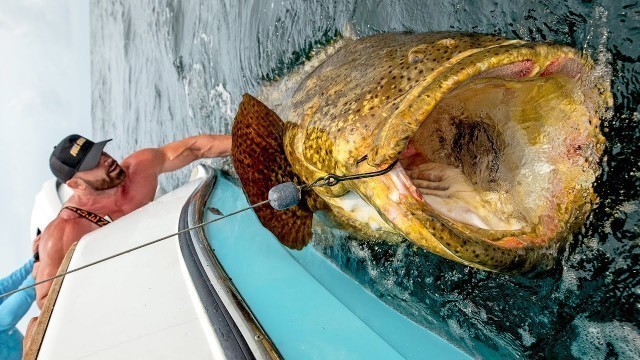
85 168 127 191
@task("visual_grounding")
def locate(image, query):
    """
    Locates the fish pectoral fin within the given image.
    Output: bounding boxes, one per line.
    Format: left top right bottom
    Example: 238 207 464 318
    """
232 93 313 250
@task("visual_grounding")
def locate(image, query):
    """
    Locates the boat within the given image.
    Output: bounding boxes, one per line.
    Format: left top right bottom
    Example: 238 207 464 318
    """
24 165 469 359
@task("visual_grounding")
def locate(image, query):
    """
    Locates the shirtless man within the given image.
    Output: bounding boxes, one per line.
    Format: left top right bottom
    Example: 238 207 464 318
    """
34 133 231 308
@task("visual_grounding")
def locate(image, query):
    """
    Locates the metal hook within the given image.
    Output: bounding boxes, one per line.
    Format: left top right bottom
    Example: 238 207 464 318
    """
302 159 398 190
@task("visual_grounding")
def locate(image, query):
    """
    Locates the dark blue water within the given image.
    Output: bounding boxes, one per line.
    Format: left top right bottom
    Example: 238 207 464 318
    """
91 1 639 358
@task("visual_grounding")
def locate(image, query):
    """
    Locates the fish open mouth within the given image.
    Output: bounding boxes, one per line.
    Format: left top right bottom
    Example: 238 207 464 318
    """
389 57 604 244
337 41 610 271
233 33 608 272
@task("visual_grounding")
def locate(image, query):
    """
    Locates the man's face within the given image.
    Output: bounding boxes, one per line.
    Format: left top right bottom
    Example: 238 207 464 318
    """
74 152 126 191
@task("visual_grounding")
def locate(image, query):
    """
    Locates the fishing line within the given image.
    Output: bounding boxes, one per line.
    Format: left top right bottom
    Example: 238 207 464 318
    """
0 199 269 300
0 160 399 299
269 159 399 209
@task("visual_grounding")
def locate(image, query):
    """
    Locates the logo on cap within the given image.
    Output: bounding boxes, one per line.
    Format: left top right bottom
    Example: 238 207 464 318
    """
70 137 87 157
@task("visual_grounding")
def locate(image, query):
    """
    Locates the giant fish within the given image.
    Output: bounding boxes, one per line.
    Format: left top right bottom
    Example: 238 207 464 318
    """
231 32 609 273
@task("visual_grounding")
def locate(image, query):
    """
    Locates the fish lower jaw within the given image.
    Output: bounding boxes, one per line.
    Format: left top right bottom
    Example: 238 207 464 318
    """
327 191 393 232
421 193 525 231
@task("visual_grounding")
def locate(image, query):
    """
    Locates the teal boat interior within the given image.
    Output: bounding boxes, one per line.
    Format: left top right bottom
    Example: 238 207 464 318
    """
179 168 469 359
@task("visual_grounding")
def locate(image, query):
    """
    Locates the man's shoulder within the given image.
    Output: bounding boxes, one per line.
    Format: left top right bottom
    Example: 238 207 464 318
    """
44 215 73 230
43 213 94 241
121 148 163 169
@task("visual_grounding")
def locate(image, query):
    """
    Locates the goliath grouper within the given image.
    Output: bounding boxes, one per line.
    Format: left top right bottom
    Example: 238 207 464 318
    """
232 32 609 273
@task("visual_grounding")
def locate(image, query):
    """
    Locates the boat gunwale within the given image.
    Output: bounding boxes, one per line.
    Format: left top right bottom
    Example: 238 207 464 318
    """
178 166 281 360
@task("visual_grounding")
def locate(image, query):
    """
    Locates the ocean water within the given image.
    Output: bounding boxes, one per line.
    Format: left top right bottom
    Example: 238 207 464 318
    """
91 1 639 359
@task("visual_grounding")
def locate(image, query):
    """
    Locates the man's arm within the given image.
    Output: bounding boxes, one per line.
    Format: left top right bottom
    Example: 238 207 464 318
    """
34 221 86 308
34 251 63 309
123 134 231 175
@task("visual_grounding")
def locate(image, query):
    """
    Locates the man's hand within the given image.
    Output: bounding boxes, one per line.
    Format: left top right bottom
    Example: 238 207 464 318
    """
32 235 41 256
407 162 475 198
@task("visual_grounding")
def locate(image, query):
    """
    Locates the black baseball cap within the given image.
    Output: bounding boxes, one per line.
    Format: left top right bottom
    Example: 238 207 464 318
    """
49 134 112 183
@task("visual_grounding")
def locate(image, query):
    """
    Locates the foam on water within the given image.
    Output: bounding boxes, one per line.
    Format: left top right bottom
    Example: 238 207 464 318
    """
570 318 640 359
211 84 234 120
518 325 535 347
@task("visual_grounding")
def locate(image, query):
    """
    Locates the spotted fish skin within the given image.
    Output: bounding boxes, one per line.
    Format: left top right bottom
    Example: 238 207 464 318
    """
281 32 596 179
235 32 608 273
